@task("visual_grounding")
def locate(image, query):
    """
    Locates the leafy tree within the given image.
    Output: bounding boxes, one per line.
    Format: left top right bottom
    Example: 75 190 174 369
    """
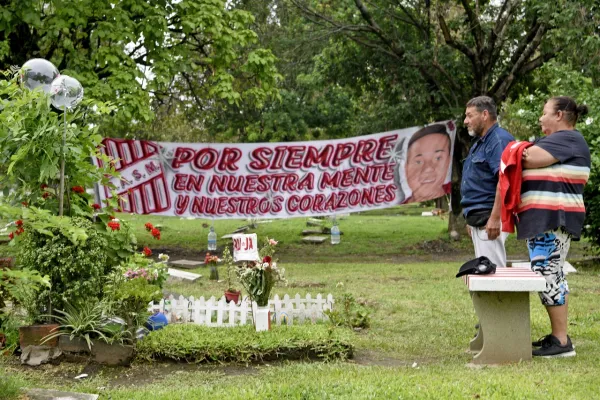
0 0 281 138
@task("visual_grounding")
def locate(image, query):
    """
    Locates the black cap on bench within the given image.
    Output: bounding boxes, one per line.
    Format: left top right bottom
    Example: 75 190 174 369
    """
456 256 497 278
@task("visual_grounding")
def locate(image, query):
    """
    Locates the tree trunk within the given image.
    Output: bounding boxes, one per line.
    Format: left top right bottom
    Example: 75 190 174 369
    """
448 125 470 236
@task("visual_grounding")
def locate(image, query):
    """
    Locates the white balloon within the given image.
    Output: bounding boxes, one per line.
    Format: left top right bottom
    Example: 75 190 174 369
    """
50 75 84 110
21 58 60 93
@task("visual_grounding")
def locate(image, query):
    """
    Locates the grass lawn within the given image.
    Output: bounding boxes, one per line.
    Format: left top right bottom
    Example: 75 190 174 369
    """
2 211 599 399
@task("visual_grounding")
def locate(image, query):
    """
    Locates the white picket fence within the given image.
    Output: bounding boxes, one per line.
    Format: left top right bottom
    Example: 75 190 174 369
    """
148 293 335 327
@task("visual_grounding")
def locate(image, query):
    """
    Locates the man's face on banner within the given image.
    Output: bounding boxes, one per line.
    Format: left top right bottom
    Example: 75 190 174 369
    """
405 133 451 201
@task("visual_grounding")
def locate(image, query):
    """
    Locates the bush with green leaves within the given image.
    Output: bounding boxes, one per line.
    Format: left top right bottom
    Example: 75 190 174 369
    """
136 324 354 363
103 274 162 341
16 216 112 319
325 293 371 330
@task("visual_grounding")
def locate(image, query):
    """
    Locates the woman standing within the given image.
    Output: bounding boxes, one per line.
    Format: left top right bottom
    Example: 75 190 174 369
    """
518 96 591 358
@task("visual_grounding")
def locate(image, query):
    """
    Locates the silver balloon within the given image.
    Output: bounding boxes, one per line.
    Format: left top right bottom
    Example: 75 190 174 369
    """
50 75 84 110
20 58 60 93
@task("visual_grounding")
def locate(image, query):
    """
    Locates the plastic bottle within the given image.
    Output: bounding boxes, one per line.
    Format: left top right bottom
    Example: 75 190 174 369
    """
330 220 340 245
208 225 217 251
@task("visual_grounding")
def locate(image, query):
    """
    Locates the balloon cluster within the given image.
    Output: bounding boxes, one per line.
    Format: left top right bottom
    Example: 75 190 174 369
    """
20 58 83 110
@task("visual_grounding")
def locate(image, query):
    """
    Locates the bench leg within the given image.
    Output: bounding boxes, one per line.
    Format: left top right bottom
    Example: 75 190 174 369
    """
469 324 484 353
470 291 532 364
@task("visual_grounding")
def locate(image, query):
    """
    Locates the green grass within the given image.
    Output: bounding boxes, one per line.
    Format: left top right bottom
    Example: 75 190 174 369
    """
3 261 600 399
116 208 591 263
2 213 600 399
136 324 353 363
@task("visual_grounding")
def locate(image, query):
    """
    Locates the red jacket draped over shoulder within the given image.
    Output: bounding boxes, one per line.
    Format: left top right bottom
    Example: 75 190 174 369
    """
500 141 533 233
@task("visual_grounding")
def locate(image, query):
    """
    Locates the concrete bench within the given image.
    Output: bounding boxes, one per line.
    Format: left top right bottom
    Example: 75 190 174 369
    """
464 267 546 364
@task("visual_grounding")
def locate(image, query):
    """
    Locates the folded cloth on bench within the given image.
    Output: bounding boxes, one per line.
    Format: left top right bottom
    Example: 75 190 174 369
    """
456 256 496 278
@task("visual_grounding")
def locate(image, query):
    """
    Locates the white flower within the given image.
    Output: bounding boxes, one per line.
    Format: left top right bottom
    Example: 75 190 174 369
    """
158 253 169 261
516 109 525 116
586 117 593 126
336 282 344 288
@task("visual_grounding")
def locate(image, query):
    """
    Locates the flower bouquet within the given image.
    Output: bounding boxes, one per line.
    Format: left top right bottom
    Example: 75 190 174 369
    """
205 252 220 280
237 238 286 307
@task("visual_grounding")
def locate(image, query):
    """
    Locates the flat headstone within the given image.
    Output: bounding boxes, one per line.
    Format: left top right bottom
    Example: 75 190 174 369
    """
221 234 235 239
306 220 323 227
302 236 327 244
302 229 324 235
168 268 202 282
257 220 273 224
233 226 250 233
27 388 99 400
170 259 203 269
421 212 434 216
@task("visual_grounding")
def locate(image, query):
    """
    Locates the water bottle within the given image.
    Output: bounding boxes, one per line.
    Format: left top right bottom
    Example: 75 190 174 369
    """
330 220 340 245
208 225 217 250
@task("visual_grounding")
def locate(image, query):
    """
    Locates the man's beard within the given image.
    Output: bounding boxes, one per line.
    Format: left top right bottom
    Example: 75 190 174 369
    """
468 124 483 137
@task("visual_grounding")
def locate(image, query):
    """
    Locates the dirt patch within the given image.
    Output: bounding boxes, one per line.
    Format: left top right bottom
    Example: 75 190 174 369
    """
412 239 459 254
389 276 409 282
350 350 439 367
288 281 327 288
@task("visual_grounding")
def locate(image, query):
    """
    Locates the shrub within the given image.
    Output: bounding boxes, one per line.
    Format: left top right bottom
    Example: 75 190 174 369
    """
17 216 112 316
135 324 354 363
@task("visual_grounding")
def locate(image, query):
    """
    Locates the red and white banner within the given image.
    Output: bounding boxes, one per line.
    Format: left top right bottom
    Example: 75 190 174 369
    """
93 121 455 219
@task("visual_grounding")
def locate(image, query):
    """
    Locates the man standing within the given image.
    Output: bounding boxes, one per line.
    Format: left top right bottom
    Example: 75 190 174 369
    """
461 96 514 267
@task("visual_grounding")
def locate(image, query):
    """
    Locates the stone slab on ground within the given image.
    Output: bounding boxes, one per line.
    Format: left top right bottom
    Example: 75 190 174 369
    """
233 226 250 233
27 388 99 400
168 268 202 282
221 234 235 239
302 229 324 235
256 220 273 224
510 261 577 274
306 220 324 227
170 259 203 269
20 346 62 366
302 236 327 244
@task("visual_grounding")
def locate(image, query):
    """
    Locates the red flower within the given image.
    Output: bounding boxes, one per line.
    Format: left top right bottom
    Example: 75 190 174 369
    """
15 227 24 235
40 184 48 189
71 186 85 194
204 253 211 264
145 222 154 231
42 192 51 199
151 227 161 240
107 221 121 231
15 220 23 227
108 215 115 220
8 232 14 240
262 256 272 264
143 247 152 257
21 202 28 207
92 203 101 210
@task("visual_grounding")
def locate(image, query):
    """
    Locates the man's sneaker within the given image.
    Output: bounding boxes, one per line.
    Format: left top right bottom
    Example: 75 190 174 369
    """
532 334 552 347
532 335 576 358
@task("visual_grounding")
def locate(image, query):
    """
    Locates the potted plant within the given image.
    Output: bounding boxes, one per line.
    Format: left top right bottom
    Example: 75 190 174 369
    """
40 302 127 353
0 265 50 350
221 247 240 304
237 237 286 331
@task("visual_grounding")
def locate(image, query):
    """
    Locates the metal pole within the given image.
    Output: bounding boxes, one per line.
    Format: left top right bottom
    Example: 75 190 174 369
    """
58 110 66 216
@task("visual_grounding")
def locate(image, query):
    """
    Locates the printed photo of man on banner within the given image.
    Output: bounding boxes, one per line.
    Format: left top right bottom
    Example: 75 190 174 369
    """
93 121 456 219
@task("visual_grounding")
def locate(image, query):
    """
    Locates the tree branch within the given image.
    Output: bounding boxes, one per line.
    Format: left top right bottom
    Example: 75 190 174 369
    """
486 0 519 66
491 24 547 100
437 13 476 65
354 0 404 58
459 0 484 54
